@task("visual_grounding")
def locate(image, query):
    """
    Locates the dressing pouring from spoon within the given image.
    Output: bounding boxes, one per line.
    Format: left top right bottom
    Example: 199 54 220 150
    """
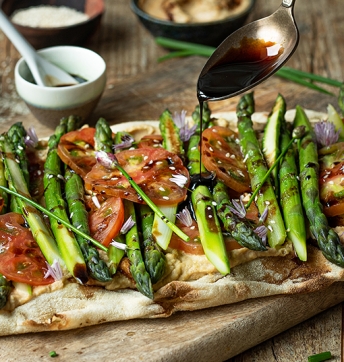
0 9 79 87
197 0 299 102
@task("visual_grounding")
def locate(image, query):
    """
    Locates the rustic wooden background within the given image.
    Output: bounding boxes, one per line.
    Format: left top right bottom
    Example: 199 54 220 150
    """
1 0 344 361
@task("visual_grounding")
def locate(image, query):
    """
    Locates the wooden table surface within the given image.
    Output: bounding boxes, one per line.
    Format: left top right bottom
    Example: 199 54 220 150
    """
1 0 344 361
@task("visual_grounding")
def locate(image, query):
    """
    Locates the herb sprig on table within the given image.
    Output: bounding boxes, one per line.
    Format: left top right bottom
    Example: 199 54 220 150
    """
155 37 343 96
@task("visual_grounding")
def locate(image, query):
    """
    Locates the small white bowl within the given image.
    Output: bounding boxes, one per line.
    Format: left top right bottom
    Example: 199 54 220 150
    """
15 45 106 127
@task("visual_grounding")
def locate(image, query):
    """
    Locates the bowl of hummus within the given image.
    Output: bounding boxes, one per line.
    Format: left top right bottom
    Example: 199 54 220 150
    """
131 0 256 46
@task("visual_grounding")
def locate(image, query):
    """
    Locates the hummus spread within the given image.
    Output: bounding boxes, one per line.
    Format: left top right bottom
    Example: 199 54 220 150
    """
139 0 251 23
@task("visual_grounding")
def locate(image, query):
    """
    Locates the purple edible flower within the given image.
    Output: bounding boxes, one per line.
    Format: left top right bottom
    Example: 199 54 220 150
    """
176 207 193 227
110 240 127 251
173 110 197 142
25 127 38 149
229 196 246 219
169 173 188 188
259 207 268 223
254 225 268 245
120 216 135 234
113 134 135 152
96 150 118 169
44 259 63 282
314 121 340 147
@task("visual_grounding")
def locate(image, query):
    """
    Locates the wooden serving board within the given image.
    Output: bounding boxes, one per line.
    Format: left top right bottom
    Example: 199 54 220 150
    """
1 283 344 362
1 57 343 361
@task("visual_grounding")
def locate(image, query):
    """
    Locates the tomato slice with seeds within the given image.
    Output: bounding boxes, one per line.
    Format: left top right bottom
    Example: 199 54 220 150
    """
319 142 344 217
89 196 125 247
137 134 163 148
201 126 250 193
0 213 54 285
57 127 97 178
84 147 190 206
169 219 242 254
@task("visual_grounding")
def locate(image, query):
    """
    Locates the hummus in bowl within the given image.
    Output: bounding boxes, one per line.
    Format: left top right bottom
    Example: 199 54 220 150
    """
131 0 256 46
138 0 252 24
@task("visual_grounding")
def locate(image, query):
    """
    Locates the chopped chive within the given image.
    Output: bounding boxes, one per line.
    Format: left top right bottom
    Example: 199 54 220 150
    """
0 185 108 252
49 351 58 358
308 351 332 362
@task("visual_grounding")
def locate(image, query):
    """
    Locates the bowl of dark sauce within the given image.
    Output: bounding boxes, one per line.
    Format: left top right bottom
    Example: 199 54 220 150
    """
15 45 106 128
131 0 256 47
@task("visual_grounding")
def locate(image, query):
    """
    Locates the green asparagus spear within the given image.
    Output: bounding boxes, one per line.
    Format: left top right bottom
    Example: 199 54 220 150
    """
187 102 212 175
112 124 166 282
0 158 8 214
95 117 114 152
43 117 88 283
124 200 154 299
294 105 344 266
152 109 185 249
65 167 111 282
0 135 64 267
138 204 166 284
279 120 307 261
236 93 286 248
213 181 266 251
8 122 29 186
159 109 185 159
191 185 230 274
0 273 11 309
262 94 286 196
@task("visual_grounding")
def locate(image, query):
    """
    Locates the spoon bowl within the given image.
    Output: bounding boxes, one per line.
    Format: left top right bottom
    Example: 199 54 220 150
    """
197 0 299 101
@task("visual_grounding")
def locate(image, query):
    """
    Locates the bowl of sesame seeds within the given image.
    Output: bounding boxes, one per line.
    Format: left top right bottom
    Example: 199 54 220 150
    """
1 0 104 49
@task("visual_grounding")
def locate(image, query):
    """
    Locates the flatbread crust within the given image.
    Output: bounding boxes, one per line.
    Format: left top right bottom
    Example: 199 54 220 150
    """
1 109 341 336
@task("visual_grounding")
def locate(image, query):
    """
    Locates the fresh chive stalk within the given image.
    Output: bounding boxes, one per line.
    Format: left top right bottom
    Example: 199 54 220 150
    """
155 37 342 94
0 185 108 252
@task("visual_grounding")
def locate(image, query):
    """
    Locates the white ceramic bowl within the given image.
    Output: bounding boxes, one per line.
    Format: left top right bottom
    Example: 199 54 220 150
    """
15 45 106 127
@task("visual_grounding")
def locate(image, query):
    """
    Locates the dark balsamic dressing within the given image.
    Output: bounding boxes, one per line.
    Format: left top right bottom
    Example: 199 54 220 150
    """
196 37 284 176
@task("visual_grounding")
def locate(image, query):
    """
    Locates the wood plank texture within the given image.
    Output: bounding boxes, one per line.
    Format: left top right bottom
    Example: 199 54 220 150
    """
1 0 344 361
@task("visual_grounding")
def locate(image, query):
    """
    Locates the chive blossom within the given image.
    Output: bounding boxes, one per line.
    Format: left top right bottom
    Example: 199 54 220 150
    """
110 240 127 251
176 207 193 227
229 196 246 218
25 127 39 149
314 120 340 147
44 259 63 281
173 110 197 142
120 216 135 234
169 173 188 188
113 134 135 152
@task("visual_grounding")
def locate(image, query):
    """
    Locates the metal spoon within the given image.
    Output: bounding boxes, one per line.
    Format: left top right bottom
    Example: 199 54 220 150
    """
197 0 299 101
0 9 78 87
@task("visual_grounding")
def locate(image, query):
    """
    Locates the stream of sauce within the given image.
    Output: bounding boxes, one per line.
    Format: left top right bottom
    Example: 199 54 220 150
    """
196 37 284 175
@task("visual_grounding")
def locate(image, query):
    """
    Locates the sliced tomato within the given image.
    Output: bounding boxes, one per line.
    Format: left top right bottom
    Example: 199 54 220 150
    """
201 126 250 193
169 219 242 254
57 127 97 178
137 134 163 148
319 142 344 217
0 213 54 285
84 147 190 206
169 219 204 254
89 197 125 247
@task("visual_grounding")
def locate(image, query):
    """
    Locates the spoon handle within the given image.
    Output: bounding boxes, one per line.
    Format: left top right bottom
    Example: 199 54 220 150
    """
0 9 45 86
282 0 296 7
